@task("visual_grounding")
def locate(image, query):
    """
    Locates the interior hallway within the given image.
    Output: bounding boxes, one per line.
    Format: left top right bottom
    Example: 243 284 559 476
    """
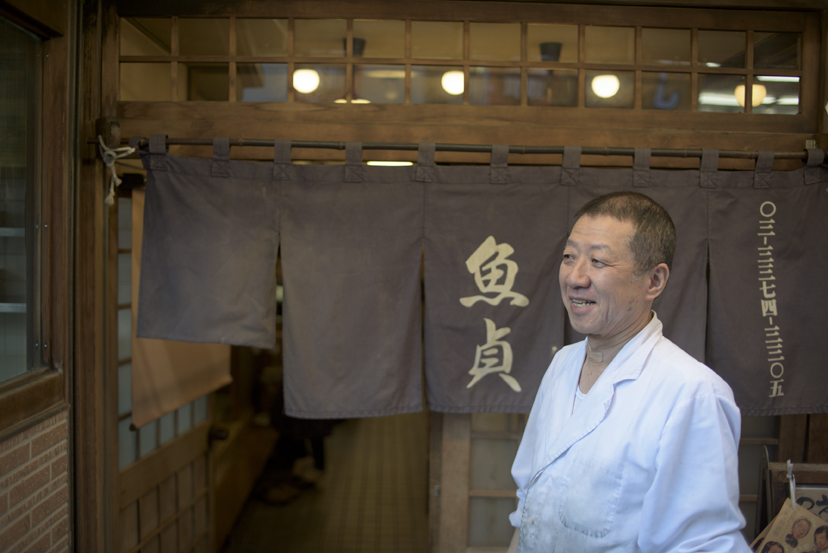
221 411 430 553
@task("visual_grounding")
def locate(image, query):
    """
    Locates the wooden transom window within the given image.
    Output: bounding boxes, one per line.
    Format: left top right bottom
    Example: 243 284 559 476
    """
119 14 807 115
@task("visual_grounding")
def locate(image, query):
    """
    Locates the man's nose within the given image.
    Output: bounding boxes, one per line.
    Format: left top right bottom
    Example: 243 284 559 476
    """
566 259 590 287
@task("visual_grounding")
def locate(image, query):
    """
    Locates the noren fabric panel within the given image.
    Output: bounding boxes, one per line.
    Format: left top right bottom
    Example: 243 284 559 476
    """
280 159 424 418
423 161 567 414
564 164 709 362
707 165 828 416
137 137 281 348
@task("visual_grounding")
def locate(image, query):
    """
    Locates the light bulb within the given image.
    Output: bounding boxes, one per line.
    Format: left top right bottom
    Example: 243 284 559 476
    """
734 84 767 107
293 69 320 94
441 71 464 95
591 74 620 99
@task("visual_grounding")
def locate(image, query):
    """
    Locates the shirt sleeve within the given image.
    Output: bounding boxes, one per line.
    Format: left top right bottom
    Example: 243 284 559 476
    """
637 386 751 553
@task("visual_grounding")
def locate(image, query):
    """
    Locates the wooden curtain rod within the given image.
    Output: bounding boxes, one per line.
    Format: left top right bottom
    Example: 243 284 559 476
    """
109 138 820 160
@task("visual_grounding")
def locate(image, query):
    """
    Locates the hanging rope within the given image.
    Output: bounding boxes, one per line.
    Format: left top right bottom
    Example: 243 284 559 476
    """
98 135 137 206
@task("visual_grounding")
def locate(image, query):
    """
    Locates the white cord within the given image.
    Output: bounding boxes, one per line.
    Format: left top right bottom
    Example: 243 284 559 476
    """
98 135 137 206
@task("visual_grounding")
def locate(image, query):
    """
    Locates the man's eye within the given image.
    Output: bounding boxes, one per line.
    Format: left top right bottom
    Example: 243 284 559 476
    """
592 258 605 267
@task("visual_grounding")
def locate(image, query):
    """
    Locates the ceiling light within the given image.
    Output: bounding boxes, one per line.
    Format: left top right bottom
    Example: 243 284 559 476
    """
441 71 464 95
367 161 413 166
293 69 320 94
756 76 800 83
591 74 620 98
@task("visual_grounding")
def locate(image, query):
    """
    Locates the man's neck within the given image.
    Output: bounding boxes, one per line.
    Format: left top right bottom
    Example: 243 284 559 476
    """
579 311 653 393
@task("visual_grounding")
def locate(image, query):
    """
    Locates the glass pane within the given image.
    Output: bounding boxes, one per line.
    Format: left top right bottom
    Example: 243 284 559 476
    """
118 363 132 417
293 64 345 102
355 65 404 104
118 197 131 249
642 72 690 111
754 76 799 115
194 395 208 424
178 63 228 101
469 23 520 61
527 24 578 63
698 31 745 68
411 66 463 104
469 67 520 106
642 28 690 66
237 63 287 102
120 63 171 101
585 26 634 65
294 19 346 57
586 70 634 108
160 411 176 444
120 18 171 56
177 402 193 434
0 17 38 381
470 413 525 433
118 417 138 470
470 438 519 490
468 498 515 548
754 32 800 70
411 21 463 59
139 420 157 457
741 416 779 439
179 19 229 56
118 253 131 305
118 308 132 360
527 68 577 107
236 19 287 57
353 20 405 58
698 74 745 113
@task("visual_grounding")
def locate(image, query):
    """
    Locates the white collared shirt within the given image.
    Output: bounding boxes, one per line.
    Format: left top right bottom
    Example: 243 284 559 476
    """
510 313 750 553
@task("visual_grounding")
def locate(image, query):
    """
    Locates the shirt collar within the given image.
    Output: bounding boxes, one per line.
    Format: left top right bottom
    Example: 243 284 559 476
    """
602 311 663 385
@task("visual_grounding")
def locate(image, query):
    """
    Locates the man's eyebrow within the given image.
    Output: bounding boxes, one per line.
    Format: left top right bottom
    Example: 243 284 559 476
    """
565 238 613 252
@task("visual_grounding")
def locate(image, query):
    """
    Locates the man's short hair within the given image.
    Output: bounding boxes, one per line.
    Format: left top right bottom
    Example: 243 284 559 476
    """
575 191 676 275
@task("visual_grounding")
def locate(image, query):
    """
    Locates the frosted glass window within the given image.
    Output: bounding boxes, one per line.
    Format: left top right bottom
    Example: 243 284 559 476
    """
139 420 157 457
642 28 690 66
468 498 515 547
119 417 138 469
118 363 132 417
470 439 519 490
353 20 405 58
585 26 634 65
177 403 193 434
527 69 578 107
237 63 287 102
411 66 463 105
160 411 176 445
118 198 131 249
527 24 578 63
194 395 208 424
355 65 405 104
236 19 287 56
411 21 463 59
294 19 346 57
178 63 229 102
469 23 520 61
120 63 171 101
698 31 745 68
120 18 171 56
118 308 132 361
642 72 690 111
179 19 228 56
469 67 521 106
118 254 131 305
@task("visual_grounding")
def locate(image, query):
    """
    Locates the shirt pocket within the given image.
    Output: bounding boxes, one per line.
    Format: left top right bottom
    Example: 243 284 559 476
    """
557 454 624 538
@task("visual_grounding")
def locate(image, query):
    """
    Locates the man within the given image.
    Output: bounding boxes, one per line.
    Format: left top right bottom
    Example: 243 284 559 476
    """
508 191 750 552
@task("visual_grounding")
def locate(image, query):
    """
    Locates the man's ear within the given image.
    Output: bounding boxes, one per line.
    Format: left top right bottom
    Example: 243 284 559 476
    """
645 263 670 301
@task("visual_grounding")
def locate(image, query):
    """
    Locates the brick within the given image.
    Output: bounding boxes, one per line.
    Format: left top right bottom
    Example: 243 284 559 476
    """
0 514 30 551
0 445 31 478
50 515 68 543
46 533 69 553
30 424 67 457
0 492 7 516
32 485 68 526
0 478 64 528
9 466 50 507
49 455 67 479
0 411 67 455
0 442 67 492
21 532 50 553
11 504 69 553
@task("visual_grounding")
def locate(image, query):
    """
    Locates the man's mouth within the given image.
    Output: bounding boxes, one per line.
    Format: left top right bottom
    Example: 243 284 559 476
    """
570 299 595 307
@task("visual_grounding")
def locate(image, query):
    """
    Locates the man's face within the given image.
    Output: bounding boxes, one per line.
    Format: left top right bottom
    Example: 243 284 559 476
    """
794 520 811 540
559 215 654 342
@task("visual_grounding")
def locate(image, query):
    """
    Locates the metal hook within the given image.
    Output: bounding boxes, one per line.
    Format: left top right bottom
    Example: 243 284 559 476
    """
787 459 797 510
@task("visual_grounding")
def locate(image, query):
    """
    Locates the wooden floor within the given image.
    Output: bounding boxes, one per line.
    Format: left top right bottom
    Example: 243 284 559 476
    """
221 411 430 553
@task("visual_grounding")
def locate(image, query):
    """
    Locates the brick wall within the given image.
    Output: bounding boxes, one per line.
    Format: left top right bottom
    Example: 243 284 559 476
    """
0 409 70 553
